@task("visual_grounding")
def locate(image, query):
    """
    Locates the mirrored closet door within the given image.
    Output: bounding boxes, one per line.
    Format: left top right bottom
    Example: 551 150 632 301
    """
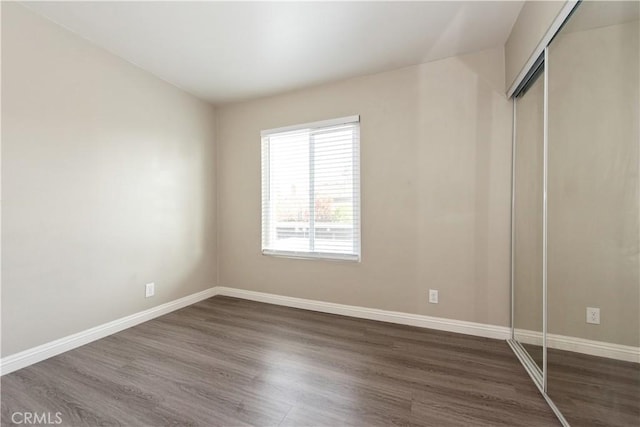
510 1 640 425
546 1 640 426
512 66 545 374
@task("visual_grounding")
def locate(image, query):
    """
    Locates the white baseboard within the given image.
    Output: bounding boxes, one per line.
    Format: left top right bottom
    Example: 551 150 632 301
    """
0 287 217 376
515 328 640 363
220 287 639 363
4 286 635 376
214 286 511 340
1 285 510 376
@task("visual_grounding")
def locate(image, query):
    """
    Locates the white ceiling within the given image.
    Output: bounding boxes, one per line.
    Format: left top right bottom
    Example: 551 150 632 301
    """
24 1 524 105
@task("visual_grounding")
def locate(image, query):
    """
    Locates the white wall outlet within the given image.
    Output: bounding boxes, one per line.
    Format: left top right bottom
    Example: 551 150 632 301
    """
145 282 155 298
586 307 600 324
429 289 439 304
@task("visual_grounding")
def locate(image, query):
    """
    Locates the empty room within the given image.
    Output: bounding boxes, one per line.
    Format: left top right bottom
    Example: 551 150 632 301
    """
1 1 638 426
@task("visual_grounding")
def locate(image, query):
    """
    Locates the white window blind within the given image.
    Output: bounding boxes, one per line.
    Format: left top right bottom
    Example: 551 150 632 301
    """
261 115 361 261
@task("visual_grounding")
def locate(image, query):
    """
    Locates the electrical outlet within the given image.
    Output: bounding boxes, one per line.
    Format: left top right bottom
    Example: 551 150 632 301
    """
145 283 155 298
586 307 600 324
429 289 439 304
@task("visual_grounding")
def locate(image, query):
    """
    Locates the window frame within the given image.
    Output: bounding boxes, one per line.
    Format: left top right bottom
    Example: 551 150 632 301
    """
260 115 361 262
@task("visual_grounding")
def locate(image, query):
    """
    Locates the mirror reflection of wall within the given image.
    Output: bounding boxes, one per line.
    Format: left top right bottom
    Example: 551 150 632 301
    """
546 1 640 426
513 70 545 370
509 1 639 425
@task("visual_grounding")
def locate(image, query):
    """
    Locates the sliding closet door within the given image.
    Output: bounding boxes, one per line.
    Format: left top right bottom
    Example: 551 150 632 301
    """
513 69 545 372
547 2 640 425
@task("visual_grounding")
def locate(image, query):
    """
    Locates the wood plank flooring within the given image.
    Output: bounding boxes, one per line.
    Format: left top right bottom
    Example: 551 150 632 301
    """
547 348 640 427
518 342 640 426
522 343 543 370
1 296 560 426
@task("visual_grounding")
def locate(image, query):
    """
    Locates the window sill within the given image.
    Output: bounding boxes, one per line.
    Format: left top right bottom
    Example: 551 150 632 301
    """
261 249 360 263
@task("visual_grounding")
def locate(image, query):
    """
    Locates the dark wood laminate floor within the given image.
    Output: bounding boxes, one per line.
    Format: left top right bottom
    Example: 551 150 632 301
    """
1 296 560 426
547 348 640 427
516 343 640 426
522 343 543 370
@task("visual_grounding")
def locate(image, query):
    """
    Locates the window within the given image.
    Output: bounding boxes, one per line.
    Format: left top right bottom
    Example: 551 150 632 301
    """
261 115 361 261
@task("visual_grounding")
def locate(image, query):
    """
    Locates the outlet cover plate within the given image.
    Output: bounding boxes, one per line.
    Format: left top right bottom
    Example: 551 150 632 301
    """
586 307 600 324
429 289 438 304
145 283 155 298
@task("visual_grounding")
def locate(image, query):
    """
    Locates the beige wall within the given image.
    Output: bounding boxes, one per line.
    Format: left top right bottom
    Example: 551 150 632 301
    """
217 47 513 327
1 3 217 356
505 0 566 92
547 19 639 347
